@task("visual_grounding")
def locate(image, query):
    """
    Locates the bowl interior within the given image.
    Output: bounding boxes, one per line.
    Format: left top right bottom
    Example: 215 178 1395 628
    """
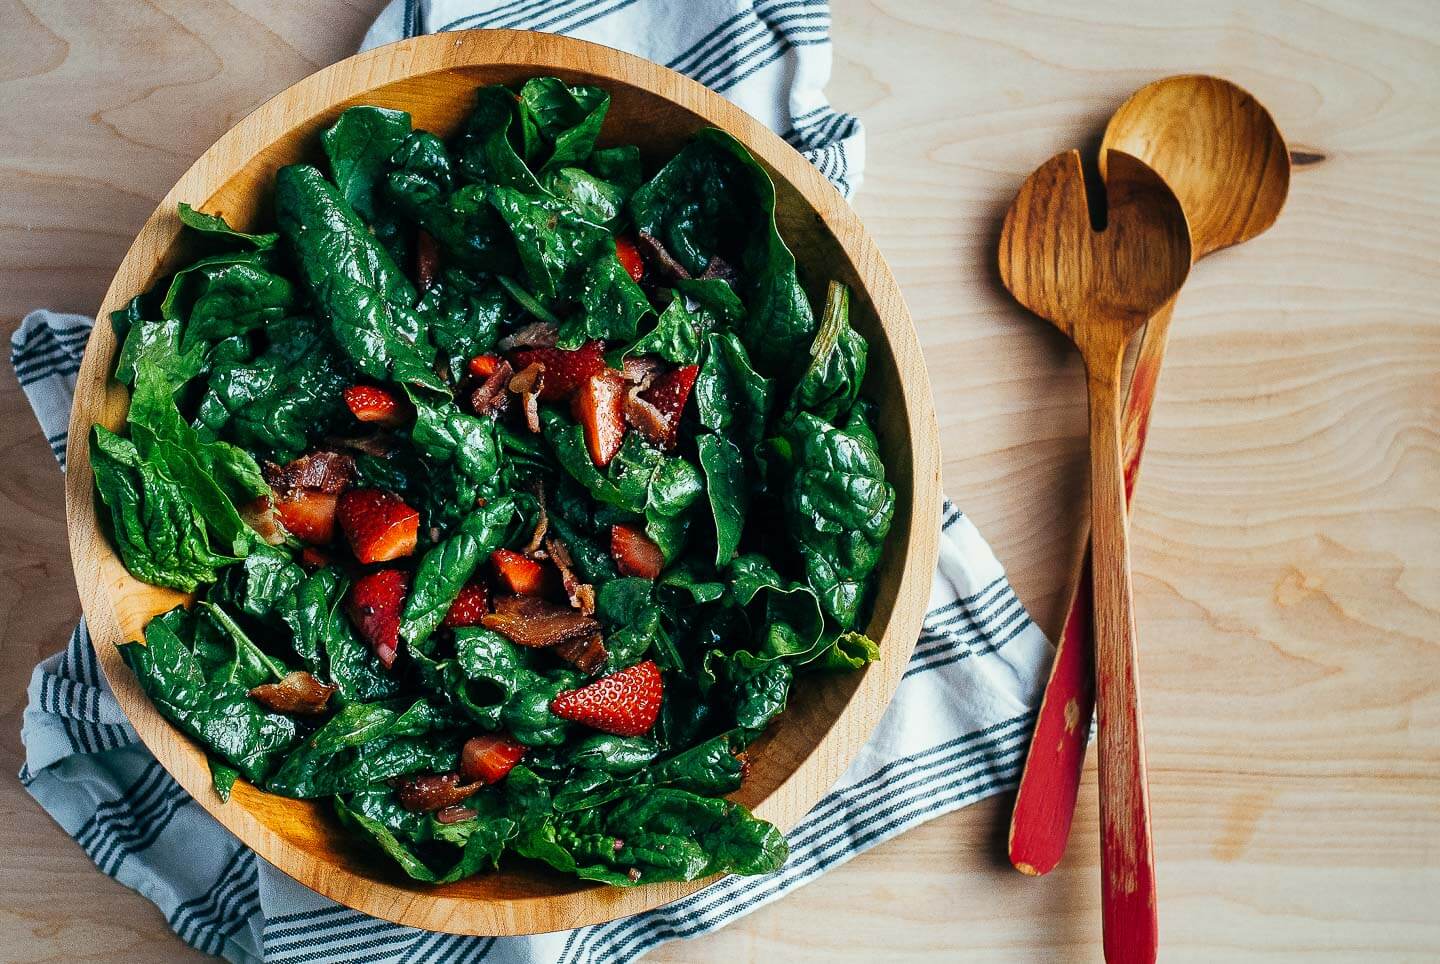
68 32 939 934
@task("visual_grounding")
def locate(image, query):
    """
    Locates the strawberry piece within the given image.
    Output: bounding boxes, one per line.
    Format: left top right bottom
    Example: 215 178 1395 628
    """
614 235 645 283
443 582 490 628
507 340 606 401
343 384 409 428
415 229 440 291
273 490 340 545
572 370 627 468
610 524 664 579
491 549 546 595
630 364 699 450
299 546 332 571
467 353 502 378
337 489 419 563
346 568 409 668
550 659 663 737
460 734 527 784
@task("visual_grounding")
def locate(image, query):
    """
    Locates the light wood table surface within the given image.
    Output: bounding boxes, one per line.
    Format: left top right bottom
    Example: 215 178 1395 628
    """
2 1 1436 960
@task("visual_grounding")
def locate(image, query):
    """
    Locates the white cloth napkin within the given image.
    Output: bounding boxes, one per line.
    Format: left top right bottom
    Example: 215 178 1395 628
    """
15 3 1053 961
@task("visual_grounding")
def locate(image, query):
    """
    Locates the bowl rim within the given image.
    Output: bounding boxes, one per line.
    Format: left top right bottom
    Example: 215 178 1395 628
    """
64 28 941 935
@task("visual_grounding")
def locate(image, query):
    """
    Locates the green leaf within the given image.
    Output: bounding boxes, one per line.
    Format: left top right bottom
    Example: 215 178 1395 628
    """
649 731 746 794
489 185 611 302
114 317 206 389
417 270 511 378
516 77 609 172
624 296 704 365
274 163 442 391
782 412 896 626
453 85 544 192
557 255 651 349
544 167 627 230
786 282 867 425
178 202 278 250
400 498 515 652
335 795 514 883
321 105 412 221
728 554 828 662
811 630 881 671
696 433 746 565
695 330 770 453
208 755 240 802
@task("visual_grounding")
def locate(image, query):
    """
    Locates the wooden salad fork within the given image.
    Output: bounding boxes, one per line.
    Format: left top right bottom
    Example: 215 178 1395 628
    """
999 150 1191 963
1008 76 1291 880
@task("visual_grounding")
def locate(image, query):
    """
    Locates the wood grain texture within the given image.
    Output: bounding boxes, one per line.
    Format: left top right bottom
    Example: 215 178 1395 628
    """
1 0 1437 960
59 29 939 936
1000 148 1192 962
1010 76 1293 879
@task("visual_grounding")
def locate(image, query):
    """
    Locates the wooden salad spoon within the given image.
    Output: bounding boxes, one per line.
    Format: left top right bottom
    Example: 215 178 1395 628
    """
1008 76 1291 879
999 149 1191 964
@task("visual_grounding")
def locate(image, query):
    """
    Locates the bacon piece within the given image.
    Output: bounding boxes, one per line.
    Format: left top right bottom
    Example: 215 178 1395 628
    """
509 362 545 434
636 231 692 282
240 496 286 546
545 532 595 616
469 357 514 416
325 431 401 460
700 254 738 285
436 805 478 824
263 451 356 498
522 483 549 558
497 321 559 352
622 390 670 449
482 595 599 650
554 632 608 675
248 671 337 716
621 355 663 392
395 773 482 813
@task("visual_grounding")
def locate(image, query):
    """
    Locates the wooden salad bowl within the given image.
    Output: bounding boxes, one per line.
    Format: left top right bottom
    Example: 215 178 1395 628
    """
64 30 941 935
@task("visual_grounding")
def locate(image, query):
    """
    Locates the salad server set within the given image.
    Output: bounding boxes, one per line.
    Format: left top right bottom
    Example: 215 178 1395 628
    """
998 75 1292 962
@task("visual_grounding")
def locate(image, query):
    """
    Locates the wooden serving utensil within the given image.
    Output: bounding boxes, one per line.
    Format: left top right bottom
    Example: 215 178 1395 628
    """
999 149 1191 964
1008 76 1290 879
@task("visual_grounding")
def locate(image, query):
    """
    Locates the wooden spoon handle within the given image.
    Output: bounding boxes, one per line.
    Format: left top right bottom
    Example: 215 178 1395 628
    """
1087 346 1157 964
1008 299 1176 876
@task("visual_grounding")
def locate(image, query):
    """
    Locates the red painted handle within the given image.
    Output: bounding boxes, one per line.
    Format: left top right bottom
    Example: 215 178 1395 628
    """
1008 303 1173 877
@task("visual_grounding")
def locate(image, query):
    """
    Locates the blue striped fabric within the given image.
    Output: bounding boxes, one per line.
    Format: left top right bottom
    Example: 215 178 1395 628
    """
14 3 1053 960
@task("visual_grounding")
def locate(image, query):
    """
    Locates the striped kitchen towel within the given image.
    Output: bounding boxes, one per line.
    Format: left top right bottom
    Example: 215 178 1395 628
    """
15 2 1052 961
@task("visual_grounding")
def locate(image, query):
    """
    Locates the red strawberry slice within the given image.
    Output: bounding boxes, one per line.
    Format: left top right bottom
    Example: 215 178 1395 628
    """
273 489 340 545
572 370 627 468
629 364 699 450
610 524 664 579
614 235 645 283
460 734 526 784
467 353 502 378
443 582 490 628
415 229 440 291
507 340 606 402
550 659 663 737
337 489 419 563
343 384 410 428
491 549 546 595
346 568 409 668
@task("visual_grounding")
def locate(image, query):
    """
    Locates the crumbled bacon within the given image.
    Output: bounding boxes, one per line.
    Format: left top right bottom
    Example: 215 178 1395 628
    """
240 497 286 546
545 532 595 616
497 321 559 352
469 357 514 416
554 631 608 675
700 255 738 285
263 451 356 498
636 231 692 282
482 595 599 650
622 390 670 448
436 805 478 824
522 483 549 558
395 773 482 813
326 431 401 460
248 671 337 716
509 362 545 434
621 355 663 392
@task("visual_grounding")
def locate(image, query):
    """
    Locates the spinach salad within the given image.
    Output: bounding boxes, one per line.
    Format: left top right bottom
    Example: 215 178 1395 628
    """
95 77 896 887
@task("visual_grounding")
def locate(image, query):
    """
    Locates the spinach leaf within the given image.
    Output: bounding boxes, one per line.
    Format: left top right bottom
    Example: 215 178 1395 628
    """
516 77 609 172
567 734 660 775
159 252 295 348
696 433 746 565
266 699 456 798
694 330 770 453
278 567 400 703
177 202 278 251
629 128 815 375
624 296 703 365
274 163 442 390
453 85 543 192
502 672 578 747
557 255 651 348
221 545 304 623
208 755 240 802
488 185 610 301
544 167 627 230
119 608 301 783
416 270 510 377
811 630 881 671
728 554 828 662
708 652 792 730
91 427 233 591
649 731 746 795
114 316 205 390
587 145 643 196
335 795 514 884
782 412 896 627
786 282 867 425
400 498 515 652
321 105 412 221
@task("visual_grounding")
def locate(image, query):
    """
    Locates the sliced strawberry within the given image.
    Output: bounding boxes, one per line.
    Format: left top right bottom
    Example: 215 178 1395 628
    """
346 568 409 668
629 364 699 450
550 659 663 737
491 549 546 595
337 489 419 563
460 734 527 784
614 235 645 283
467 353 502 378
572 370 627 468
273 490 340 545
415 229 440 291
610 524 664 579
443 582 490 628
343 384 410 429
299 546 332 571
507 340 606 402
